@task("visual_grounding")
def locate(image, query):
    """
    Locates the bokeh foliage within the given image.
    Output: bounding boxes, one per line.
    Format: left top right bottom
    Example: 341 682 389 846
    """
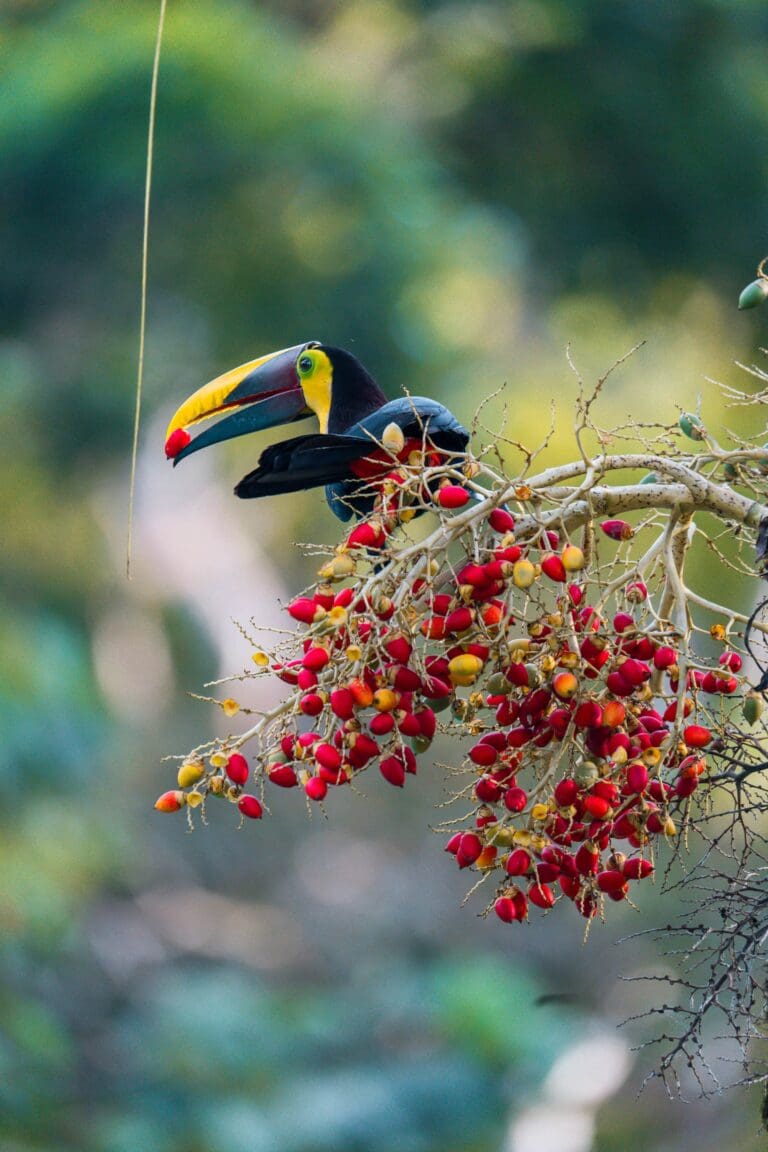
3 1 768 1148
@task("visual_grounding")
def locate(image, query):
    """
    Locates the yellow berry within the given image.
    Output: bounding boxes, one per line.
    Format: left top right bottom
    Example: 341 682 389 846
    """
448 653 484 686
513 559 536 589
177 761 204 788
373 688 399 712
561 544 585 571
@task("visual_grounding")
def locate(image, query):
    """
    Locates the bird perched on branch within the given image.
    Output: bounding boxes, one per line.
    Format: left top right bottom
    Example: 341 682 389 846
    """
164 342 469 520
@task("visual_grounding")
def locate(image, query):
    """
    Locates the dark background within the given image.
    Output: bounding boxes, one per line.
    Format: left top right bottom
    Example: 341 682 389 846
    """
2 2 768 1149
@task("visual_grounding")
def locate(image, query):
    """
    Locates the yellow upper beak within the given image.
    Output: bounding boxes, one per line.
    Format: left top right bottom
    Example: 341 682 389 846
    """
164 342 317 464
164 347 291 441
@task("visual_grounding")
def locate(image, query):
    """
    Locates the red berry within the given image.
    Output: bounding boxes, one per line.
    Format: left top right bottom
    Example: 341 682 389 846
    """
528 882 555 909
379 756 406 788
637 709 664 731
568 584 584 607
575 841 600 875
626 762 649 793
237 795 263 819
494 895 519 923
287 597 324 625
597 869 627 894
559 875 582 900
445 606 475 634
453 567 482 592
347 521 386 549
347 733 379 768
573 700 603 728
489 507 515 533
330 689 355 720
554 778 579 807
600 519 634 541
494 545 522 564
469 742 498 767
541 553 567 583
164 427 191 458
315 743 342 772
154 789 185 812
520 687 551 720
504 786 527 813
384 634 413 664
396 712 420 738
506 727 532 749
505 662 530 688
297 668 319 692
421 616 447 640
391 666 422 693
369 713 395 736
422 675 452 700
505 848 532 876
663 698 693 722
675 773 699 798
653 646 677 670
304 776 328 802
302 647 330 672
438 485 470 509
606 670 634 697
547 708 571 738
402 747 418 774
226 753 249 786
268 764 298 788
474 776 501 803
684 724 712 748
456 833 484 868
619 658 650 687
621 857 653 880
417 708 437 741
583 794 611 820
300 693 324 717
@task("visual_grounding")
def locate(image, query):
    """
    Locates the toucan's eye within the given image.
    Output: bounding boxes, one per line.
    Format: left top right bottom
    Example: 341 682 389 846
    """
298 355 313 373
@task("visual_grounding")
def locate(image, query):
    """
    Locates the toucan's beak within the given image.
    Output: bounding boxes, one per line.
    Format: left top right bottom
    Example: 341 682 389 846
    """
164 342 317 464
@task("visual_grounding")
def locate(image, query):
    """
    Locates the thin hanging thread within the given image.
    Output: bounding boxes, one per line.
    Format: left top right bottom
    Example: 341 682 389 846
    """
126 0 168 579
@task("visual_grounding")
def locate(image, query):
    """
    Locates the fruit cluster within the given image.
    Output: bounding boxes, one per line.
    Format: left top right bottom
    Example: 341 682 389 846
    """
158 461 756 928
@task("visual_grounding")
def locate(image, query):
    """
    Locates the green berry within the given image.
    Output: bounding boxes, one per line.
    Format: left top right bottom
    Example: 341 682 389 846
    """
679 412 707 441
738 279 768 310
743 694 764 726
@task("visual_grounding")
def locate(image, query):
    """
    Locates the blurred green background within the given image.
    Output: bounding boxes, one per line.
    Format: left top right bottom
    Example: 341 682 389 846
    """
2 1 768 1149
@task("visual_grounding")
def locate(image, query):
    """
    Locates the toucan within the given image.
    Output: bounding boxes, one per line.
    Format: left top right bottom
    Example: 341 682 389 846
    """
164 341 469 520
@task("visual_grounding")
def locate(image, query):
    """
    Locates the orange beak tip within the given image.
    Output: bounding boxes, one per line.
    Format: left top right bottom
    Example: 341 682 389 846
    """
165 428 191 459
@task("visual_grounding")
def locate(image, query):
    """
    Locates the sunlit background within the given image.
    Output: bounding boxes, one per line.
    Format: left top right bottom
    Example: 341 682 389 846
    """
3 1 768 1148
